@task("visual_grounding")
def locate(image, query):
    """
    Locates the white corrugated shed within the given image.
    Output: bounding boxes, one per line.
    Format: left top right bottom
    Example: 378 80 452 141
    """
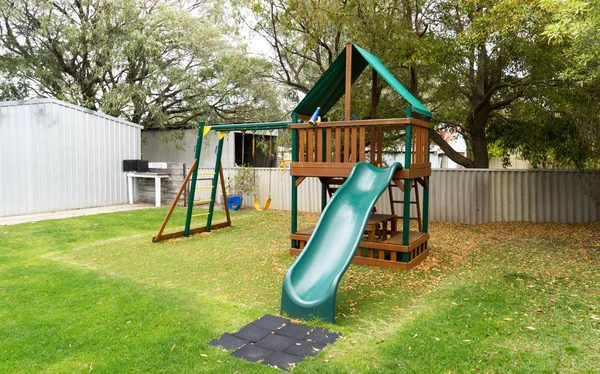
142 129 237 169
0 99 142 217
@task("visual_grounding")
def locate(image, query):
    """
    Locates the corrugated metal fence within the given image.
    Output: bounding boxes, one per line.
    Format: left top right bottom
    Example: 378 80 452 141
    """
0 99 142 217
429 169 599 224
208 167 599 224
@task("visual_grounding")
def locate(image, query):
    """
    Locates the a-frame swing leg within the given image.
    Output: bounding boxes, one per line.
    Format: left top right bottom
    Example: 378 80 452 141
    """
152 158 198 242
184 123 206 237
219 162 231 226
152 124 231 242
206 132 229 231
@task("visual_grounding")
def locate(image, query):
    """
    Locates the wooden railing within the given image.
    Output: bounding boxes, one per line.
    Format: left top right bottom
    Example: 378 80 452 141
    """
290 118 431 169
411 124 429 164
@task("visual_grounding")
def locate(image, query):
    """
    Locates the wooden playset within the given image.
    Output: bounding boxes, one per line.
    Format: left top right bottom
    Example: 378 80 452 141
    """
153 43 432 271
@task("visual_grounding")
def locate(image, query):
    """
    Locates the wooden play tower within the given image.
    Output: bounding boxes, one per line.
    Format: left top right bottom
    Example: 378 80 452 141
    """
288 44 432 270
152 44 431 271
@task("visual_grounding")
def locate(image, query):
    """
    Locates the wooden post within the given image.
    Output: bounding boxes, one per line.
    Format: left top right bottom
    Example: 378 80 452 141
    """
377 127 383 166
345 43 352 122
371 68 378 119
307 129 314 162
423 177 429 233
321 128 327 211
326 128 332 162
388 185 395 216
370 127 375 164
335 128 341 162
403 107 413 245
359 126 366 161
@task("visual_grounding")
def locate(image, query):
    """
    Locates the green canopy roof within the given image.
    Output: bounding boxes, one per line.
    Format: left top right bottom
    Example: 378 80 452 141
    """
293 44 432 118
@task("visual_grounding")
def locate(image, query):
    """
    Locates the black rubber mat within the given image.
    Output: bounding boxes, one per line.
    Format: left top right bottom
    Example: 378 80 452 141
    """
209 314 341 371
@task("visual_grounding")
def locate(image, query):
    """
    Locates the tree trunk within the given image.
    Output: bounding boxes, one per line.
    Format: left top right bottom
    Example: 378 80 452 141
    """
470 118 490 168
468 102 491 168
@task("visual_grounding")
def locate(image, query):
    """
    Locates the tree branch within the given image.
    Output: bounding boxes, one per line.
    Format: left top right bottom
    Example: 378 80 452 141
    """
430 128 474 168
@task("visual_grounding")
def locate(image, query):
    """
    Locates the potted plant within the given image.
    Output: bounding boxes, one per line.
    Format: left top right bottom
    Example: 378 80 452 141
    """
226 166 256 210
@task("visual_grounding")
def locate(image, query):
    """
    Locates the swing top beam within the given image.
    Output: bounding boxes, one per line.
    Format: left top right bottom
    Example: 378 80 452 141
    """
209 121 292 132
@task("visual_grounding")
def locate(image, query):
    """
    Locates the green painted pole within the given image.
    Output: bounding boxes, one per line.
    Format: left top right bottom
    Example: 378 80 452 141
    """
404 106 413 168
402 180 411 246
291 112 299 248
423 128 430 234
206 133 225 232
184 122 205 237
403 107 413 246
210 121 291 131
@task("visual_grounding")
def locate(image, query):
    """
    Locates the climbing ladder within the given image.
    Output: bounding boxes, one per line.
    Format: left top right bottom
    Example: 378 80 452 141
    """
388 179 422 232
152 122 231 242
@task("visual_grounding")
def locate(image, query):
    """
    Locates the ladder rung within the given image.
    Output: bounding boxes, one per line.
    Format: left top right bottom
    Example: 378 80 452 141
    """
194 199 212 203
196 178 213 181
392 200 418 204
196 186 214 190
197 172 215 176
192 213 209 217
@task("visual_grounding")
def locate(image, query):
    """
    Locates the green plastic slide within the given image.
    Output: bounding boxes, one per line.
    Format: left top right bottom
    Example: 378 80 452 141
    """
281 162 402 323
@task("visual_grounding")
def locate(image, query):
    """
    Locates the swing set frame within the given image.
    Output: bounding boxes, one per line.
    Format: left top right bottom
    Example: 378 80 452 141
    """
152 121 290 242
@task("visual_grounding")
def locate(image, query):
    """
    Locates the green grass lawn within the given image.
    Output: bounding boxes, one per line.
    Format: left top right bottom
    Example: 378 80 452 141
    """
1 207 598 373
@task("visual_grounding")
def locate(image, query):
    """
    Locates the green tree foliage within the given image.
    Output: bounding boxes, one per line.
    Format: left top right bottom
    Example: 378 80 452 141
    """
488 0 600 170
532 0 600 168
0 0 283 129
429 0 560 168
241 0 597 168
238 0 439 151
542 0 600 83
239 0 349 95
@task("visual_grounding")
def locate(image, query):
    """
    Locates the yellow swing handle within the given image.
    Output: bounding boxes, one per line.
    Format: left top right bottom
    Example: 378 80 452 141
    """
277 159 292 173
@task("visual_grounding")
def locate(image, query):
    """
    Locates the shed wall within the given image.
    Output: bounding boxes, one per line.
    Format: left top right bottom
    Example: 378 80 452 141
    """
0 99 141 216
142 129 236 168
